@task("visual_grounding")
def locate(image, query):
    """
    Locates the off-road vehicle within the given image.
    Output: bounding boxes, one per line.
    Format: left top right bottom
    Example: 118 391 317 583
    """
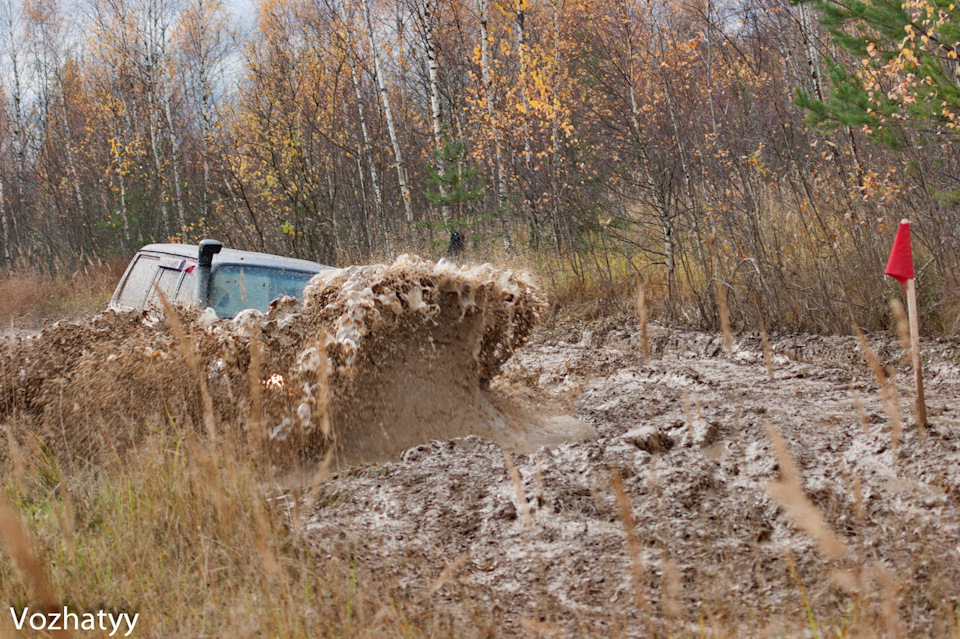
110 240 332 318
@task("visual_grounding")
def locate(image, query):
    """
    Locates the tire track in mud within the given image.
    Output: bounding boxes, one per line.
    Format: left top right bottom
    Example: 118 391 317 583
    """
300 319 960 636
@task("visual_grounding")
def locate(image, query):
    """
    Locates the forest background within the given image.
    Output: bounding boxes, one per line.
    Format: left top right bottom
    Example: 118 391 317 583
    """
1 0 959 334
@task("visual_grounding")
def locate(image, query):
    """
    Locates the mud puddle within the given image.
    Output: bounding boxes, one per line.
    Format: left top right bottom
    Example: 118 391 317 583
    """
481 394 596 454
298 317 960 637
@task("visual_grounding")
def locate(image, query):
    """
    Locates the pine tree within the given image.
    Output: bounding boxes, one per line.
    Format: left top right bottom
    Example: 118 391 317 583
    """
795 0 960 149
425 134 486 229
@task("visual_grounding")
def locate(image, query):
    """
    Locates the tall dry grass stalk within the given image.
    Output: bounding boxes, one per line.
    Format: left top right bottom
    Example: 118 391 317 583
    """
763 421 848 560
760 320 775 382
4 424 26 494
184 428 228 521
610 468 648 612
305 332 335 503
635 281 650 363
519 618 564 637
660 558 683 621
248 329 264 452
784 549 820 636
250 487 282 579
427 553 470 596
503 451 531 535
157 291 218 448
852 472 864 521
890 299 911 355
849 384 871 435
716 282 733 357
314 332 333 439
854 326 902 449
307 448 336 504
682 390 693 430
873 563 905 639
0 494 55 608
54 487 76 563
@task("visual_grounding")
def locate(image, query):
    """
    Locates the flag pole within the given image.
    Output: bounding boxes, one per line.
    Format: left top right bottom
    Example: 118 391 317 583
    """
901 219 928 434
905 278 928 434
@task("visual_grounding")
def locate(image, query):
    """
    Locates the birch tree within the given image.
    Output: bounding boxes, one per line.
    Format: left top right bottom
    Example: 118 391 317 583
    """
361 0 415 238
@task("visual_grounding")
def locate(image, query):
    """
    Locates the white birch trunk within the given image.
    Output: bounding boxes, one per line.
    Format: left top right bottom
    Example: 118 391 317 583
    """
113 132 131 247
624 25 675 314
362 0 415 238
704 0 718 136
163 90 187 241
144 0 172 239
513 0 538 246
1 172 9 264
353 69 391 252
477 0 511 250
57 85 86 221
419 0 451 225
345 29 391 253
146 96 171 239
514 0 532 167
1 0 28 208
797 2 824 101
354 144 375 253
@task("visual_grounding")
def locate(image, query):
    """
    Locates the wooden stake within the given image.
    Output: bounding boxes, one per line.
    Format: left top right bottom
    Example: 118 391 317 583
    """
905 277 928 435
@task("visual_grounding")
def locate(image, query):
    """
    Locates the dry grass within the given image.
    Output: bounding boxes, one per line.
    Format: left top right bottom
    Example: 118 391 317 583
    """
0 258 547 636
0 392 470 636
854 325 903 449
610 468 648 613
634 282 651 363
716 281 733 358
759 320 775 382
0 259 125 329
763 421 848 561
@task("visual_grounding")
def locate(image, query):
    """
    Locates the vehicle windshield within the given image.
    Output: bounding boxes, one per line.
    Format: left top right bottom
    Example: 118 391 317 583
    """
210 265 317 317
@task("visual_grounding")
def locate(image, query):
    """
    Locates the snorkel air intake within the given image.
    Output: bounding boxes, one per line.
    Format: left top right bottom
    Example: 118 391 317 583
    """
196 239 223 308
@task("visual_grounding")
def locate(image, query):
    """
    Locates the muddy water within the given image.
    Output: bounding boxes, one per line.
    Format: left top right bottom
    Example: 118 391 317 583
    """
0 256 555 465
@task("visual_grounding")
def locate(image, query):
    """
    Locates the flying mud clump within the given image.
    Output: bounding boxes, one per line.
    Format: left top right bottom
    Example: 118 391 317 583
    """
0 255 545 466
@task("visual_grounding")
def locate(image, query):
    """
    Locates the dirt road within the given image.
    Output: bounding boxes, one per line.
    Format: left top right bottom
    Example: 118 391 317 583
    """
3 260 957 636
300 318 960 636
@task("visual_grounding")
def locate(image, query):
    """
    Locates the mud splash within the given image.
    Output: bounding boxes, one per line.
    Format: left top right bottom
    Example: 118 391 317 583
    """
0 256 545 465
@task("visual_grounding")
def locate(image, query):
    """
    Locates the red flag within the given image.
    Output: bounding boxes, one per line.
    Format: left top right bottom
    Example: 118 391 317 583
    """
885 220 914 287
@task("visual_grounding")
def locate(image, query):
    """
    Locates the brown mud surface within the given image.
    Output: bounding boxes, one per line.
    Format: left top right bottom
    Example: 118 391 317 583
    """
3 257 960 636
298 319 960 636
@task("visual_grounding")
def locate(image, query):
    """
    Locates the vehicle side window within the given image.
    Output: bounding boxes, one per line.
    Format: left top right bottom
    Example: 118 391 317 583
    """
117 254 160 309
210 266 315 317
146 267 184 306
175 267 197 304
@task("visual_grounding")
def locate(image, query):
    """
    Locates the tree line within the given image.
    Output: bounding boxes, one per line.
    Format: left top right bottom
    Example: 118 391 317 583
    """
2 0 959 332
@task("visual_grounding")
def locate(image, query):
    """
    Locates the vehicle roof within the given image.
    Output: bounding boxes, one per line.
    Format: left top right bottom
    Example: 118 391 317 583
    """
138 243 332 273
